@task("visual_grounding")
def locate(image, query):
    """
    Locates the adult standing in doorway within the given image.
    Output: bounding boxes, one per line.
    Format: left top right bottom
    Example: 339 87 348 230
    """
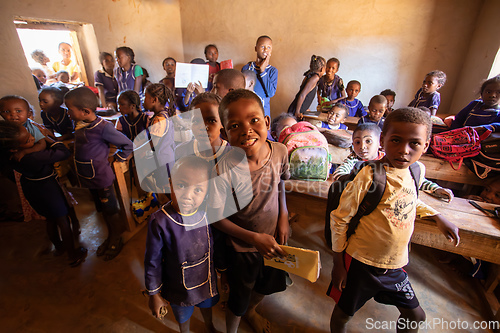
52 42 80 83
242 36 278 118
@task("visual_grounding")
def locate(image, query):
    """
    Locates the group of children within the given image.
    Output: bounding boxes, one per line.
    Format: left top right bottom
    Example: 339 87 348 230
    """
3 33 500 333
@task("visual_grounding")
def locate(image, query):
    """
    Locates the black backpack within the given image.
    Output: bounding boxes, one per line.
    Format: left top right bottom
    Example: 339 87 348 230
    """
324 160 421 249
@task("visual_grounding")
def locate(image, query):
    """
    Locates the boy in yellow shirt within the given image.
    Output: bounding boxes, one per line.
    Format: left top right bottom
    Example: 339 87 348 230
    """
329 108 460 333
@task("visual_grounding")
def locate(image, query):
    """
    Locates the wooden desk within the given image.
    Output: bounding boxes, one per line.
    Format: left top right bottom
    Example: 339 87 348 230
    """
419 154 484 186
303 113 359 131
284 179 500 264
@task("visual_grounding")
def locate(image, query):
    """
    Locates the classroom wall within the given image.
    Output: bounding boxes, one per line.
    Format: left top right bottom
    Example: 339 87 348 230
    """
450 0 500 113
0 0 184 119
179 0 484 117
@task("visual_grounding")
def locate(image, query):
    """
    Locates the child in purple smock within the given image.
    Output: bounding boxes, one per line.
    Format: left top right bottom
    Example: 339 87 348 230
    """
114 46 144 96
39 87 74 141
408 70 446 116
145 156 219 333
95 52 119 110
317 57 346 109
65 87 133 261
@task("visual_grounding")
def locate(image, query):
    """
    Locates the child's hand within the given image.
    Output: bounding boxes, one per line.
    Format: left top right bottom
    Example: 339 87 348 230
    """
186 82 196 94
148 293 169 318
434 188 454 202
253 233 287 260
433 214 460 247
331 252 347 291
12 150 27 162
194 81 204 95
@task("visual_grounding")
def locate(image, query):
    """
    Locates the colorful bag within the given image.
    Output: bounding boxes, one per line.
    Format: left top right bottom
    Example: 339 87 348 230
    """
430 127 491 170
278 121 330 181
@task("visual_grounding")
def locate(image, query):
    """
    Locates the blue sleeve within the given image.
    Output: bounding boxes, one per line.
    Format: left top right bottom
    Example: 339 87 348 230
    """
102 121 133 161
144 217 168 295
41 112 54 132
430 93 440 110
242 63 250 71
355 101 366 117
260 66 278 98
339 123 348 130
94 71 103 86
29 121 45 143
450 101 476 129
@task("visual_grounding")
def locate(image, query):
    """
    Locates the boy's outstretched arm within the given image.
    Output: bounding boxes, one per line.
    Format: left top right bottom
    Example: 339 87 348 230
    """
276 180 289 245
426 214 460 246
214 218 287 260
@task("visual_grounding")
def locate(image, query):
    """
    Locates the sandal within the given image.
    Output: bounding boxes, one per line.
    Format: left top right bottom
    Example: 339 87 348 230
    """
69 247 88 267
104 238 123 261
96 238 110 257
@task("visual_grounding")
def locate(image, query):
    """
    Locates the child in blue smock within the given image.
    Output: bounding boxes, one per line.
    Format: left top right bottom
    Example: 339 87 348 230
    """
39 87 74 141
408 70 446 116
340 80 366 117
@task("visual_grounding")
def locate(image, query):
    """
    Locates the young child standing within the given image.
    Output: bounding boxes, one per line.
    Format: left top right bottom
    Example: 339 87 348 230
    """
205 44 221 92
144 156 219 333
357 95 387 130
320 103 349 130
115 90 149 141
210 89 290 333
65 87 133 261
114 46 144 95
211 69 246 98
329 108 460 333
408 70 446 116
0 122 87 266
242 36 278 118
94 52 119 110
317 57 346 108
39 87 74 141
0 95 47 161
450 76 500 132
340 80 366 117
287 55 326 119
380 89 396 116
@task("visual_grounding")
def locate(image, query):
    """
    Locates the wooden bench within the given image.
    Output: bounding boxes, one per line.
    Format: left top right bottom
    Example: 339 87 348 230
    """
419 154 484 186
303 112 359 131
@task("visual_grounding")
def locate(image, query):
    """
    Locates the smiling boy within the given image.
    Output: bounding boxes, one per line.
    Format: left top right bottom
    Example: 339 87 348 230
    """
209 89 290 333
329 108 460 333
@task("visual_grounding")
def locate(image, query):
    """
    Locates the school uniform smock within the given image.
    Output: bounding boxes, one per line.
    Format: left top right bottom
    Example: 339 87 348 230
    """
318 74 344 102
114 64 143 93
330 162 439 269
144 202 218 306
287 72 320 116
11 142 71 218
321 122 347 130
242 62 278 118
408 88 441 111
340 99 366 117
115 112 149 141
94 69 119 105
41 108 74 136
450 99 500 132
73 117 133 189
357 115 384 130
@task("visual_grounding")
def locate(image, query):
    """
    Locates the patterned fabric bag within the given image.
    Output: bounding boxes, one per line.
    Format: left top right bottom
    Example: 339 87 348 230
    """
431 127 491 170
467 132 500 179
278 121 330 181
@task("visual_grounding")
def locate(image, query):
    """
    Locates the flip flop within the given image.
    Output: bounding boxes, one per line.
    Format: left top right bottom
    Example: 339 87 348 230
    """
69 247 88 267
96 238 110 257
104 238 123 261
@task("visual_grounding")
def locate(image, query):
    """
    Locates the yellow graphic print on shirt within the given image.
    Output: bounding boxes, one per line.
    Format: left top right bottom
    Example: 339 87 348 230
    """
383 186 415 229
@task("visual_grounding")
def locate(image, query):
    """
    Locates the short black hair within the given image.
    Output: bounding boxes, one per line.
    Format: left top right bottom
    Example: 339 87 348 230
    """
64 87 99 112
116 46 136 64
427 70 447 86
162 57 176 67
369 95 387 106
118 90 141 113
204 44 218 55
383 107 432 140
353 123 381 137
172 155 211 180
271 113 296 134
256 35 272 44
0 121 23 155
347 80 361 89
480 75 500 95
219 89 264 126
380 89 396 98
214 69 246 90
99 52 113 64
40 87 64 106
190 92 221 110
0 95 33 115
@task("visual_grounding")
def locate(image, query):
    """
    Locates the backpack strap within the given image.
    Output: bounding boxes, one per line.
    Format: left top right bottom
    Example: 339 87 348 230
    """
250 62 270 98
408 162 421 197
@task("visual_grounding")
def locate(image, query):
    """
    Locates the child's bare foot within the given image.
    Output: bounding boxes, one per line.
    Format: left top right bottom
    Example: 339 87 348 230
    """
244 309 271 333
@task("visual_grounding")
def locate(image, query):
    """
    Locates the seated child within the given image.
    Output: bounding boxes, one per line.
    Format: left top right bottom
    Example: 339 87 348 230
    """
175 92 230 161
408 70 446 116
340 80 366 117
159 57 176 91
179 58 206 112
115 46 144 95
0 95 47 161
287 55 326 119
380 89 396 116
0 121 87 266
317 57 346 108
357 95 387 130
65 87 133 261
329 108 460 333
39 87 74 141
205 44 221 92
94 52 118 110
321 103 348 130
115 90 149 141
209 89 290 333
32 68 47 86
144 156 219 333
51 71 71 95
211 69 246 98
333 123 454 201
270 113 297 141
450 76 500 133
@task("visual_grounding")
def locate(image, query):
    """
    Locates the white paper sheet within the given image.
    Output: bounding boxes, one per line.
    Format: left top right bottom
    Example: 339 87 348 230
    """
175 63 209 88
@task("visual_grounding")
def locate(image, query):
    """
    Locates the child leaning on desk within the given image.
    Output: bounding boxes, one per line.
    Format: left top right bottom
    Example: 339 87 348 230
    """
329 108 460 333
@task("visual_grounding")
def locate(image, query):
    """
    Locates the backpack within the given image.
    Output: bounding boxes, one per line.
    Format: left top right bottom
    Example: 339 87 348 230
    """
278 121 331 181
324 160 421 250
467 132 500 179
430 127 491 170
